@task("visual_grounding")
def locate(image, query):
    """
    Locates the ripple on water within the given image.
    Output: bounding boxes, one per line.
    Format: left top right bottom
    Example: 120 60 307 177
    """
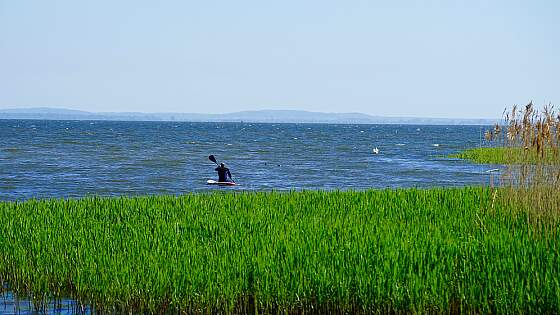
0 121 491 200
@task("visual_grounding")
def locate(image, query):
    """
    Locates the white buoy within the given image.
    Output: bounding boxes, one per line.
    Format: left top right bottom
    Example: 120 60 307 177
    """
373 147 380 154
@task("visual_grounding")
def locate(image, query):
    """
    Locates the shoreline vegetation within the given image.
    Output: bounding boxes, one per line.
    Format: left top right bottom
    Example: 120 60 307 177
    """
452 102 560 167
450 147 560 164
1 102 559 313
1 188 559 313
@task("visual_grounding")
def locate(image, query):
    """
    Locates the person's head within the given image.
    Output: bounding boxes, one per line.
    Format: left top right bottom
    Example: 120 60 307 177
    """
220 163 225 168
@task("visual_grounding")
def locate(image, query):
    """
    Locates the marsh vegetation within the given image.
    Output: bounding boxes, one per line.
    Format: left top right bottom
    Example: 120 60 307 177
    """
1 188 559 313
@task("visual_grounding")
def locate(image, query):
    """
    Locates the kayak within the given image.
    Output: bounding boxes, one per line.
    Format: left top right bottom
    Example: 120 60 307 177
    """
206 180 237 186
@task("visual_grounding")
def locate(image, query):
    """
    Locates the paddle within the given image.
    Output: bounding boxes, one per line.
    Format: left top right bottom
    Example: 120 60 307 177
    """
208 154 218 165
208 155 235 183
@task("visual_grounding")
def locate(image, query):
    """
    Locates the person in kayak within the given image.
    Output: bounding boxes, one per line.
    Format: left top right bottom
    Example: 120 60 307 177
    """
215 163 233 182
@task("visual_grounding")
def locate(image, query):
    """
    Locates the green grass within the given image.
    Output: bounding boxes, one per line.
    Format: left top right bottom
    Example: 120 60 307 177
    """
450 147 560 164
0 189 559 313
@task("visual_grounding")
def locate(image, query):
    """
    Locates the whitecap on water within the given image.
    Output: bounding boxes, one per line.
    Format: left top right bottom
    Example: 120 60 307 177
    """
432 144 440 147
396 143 405 146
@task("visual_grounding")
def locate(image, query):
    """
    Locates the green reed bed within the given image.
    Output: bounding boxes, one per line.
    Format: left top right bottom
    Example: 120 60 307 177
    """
0 188 559 314
450 147 517 164
451 147 559 165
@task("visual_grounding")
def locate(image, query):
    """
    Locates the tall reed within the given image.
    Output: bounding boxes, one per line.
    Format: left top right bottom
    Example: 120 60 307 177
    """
484 101 560 221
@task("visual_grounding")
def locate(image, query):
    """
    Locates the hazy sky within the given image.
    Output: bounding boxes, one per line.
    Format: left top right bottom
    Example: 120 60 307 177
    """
1 1 558 118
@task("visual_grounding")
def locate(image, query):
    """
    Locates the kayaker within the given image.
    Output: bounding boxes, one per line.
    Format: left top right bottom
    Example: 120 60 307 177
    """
215 163 233 182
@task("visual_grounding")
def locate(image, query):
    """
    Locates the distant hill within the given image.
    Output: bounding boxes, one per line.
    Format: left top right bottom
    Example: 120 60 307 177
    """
0 107 497 125
0 107 90 115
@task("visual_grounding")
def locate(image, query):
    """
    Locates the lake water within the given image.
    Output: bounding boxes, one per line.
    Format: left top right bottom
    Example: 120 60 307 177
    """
0 290 91 315
0 120 494 201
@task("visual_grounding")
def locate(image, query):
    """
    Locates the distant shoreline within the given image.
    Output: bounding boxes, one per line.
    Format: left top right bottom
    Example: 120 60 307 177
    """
0 108 498 125
0 117 495 126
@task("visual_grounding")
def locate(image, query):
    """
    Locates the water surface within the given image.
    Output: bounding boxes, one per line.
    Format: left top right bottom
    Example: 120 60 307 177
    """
0 120 494 201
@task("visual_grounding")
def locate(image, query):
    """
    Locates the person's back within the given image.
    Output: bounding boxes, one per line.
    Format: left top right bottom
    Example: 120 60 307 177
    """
215 163 232 182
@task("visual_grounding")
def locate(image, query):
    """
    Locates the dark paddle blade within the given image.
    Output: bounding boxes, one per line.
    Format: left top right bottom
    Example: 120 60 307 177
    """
208 155 217 164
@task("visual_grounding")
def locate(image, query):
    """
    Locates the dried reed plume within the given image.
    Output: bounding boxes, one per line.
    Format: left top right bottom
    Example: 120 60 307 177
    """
486 101 560 222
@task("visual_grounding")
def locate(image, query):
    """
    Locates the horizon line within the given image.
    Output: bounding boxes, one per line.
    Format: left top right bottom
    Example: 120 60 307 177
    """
0 106 501 121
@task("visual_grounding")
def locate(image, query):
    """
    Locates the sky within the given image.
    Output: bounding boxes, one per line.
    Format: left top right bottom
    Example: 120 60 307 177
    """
0 1 558 118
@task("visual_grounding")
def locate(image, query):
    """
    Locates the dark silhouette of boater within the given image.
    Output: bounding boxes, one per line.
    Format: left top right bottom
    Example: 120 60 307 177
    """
215 163 233 182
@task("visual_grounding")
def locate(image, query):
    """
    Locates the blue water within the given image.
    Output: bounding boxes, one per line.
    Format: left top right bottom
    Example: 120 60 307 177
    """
0 120 493 201
0 290 91 315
